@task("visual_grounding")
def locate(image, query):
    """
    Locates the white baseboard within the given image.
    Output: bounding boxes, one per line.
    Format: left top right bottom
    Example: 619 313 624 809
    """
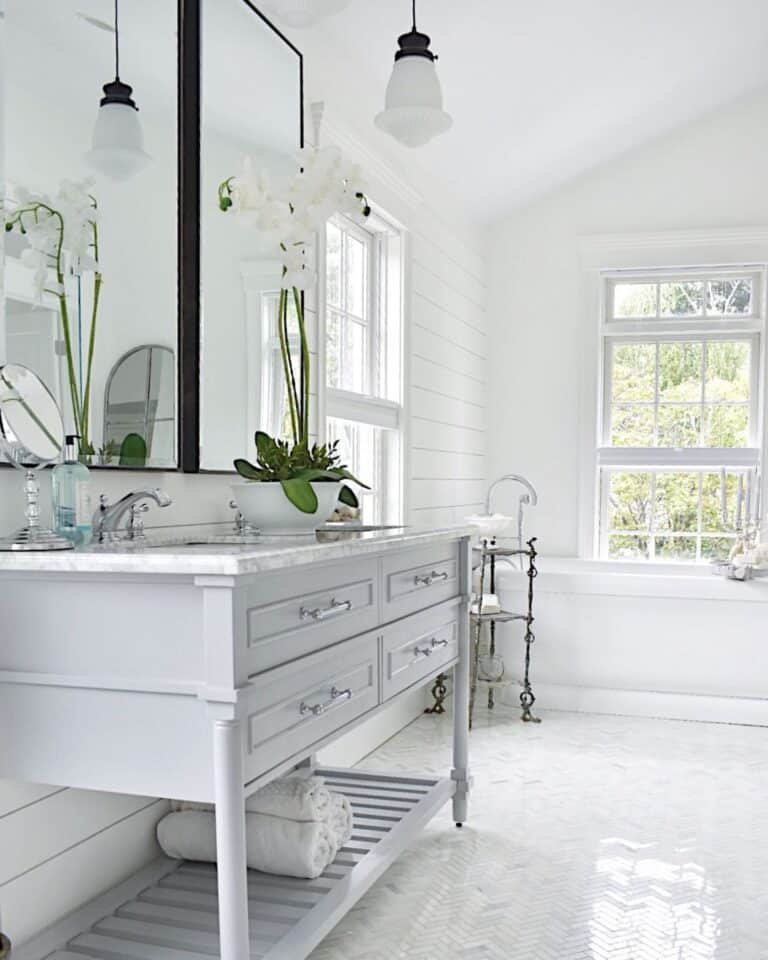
505 682 768 726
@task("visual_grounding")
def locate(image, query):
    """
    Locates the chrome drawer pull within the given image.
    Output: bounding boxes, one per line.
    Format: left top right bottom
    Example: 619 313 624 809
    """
414 570 449 586
300 686 353 717
414 636 449 660
300 597 353 622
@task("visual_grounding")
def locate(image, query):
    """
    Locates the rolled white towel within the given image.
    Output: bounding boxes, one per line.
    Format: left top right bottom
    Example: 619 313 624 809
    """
157 810 338 880
246 775 332 822
327 792 353 847
175 774 332 823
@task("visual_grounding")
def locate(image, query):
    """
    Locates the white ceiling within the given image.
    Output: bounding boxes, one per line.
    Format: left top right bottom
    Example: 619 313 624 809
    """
300 0 768 223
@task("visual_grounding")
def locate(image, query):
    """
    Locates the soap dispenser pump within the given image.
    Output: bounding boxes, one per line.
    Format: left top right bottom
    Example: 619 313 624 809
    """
52 434 93 546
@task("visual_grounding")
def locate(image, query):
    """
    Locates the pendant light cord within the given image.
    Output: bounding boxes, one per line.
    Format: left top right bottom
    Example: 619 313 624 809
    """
412 0 416 31
114 0 120 79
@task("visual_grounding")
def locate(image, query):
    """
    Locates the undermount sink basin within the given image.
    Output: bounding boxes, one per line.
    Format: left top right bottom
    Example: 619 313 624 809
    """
87 524 408 552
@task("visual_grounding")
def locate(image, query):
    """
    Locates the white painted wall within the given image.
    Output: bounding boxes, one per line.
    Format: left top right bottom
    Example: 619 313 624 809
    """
487 86 768 555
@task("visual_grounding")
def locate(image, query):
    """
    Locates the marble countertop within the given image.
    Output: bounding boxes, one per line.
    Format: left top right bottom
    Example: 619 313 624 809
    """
0 524 475 577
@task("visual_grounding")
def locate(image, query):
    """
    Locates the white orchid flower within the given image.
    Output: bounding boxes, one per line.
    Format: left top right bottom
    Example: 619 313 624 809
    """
20 249 50 303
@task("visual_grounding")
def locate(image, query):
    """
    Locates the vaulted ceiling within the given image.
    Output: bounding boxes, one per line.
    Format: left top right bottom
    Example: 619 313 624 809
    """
302 0 768 223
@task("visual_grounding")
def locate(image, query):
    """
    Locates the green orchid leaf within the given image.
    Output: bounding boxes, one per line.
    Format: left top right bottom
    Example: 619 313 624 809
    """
280 477 318 514
234 458 263 480
329 467 371 490
254 430 275 459
338 484 359 508
294 468 344 482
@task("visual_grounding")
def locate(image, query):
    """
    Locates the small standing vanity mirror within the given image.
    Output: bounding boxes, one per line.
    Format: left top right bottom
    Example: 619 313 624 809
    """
0 363 72 551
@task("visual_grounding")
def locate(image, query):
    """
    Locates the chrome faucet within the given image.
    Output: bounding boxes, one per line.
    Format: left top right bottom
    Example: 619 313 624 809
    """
93 488 172 543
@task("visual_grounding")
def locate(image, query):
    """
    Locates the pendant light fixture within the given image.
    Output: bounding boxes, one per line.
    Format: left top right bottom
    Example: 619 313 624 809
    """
85 0 151 180
374 0 452 148
260 0 353 29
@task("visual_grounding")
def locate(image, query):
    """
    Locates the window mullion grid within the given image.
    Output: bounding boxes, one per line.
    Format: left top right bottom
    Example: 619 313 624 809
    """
649 470 657 561
696 472 703 562
700 340 707 447
653 342 660 446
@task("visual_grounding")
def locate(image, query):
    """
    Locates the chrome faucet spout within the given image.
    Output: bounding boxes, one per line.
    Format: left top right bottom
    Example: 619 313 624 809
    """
93 487 172 542
485 474 538 515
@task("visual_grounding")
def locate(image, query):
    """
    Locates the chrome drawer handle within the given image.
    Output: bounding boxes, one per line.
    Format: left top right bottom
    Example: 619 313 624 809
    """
300 686 353 717
414 636 449 659
300 597 352 622
414 570 449 586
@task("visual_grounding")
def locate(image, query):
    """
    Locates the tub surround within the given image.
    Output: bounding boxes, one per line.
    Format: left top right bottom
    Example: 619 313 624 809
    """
0 526 472 960
495 556 768 725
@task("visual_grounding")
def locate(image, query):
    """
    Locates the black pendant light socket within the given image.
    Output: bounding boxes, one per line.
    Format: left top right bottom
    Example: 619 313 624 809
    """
394 28 436 62
99 78 139 110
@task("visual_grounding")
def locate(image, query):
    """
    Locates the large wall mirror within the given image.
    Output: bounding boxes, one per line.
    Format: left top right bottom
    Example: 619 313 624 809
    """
198 0 303 471
1 0 178 469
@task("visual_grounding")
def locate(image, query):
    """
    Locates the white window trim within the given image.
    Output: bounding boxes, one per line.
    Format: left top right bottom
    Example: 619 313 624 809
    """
577 228 768 561
318 206 408 525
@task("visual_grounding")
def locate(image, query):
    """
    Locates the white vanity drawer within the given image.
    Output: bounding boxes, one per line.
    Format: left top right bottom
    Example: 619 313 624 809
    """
381 543 460 620
243 633 379 782
381 600 460 702
240 557 379 675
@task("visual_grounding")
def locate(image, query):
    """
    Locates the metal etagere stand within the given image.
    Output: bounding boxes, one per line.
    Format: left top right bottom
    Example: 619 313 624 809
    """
469 537 540 728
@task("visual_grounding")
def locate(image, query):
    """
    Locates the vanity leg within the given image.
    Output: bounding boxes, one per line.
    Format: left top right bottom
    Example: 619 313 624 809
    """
452 539 472 826
213 719 250 960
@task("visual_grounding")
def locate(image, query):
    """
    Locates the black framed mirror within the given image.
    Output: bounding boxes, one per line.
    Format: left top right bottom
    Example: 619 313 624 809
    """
1 0 181 469
182 0 304 472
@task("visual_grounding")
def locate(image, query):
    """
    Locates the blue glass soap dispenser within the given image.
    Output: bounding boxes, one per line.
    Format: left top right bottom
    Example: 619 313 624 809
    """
52 435 93 546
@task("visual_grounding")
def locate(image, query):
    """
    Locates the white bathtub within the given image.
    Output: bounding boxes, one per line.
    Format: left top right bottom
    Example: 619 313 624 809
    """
491 556 768 726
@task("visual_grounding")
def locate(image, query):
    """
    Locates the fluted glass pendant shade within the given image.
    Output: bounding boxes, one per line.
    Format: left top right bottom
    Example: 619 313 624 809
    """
260 0 352 28
375 3 451 149
85 81 151 180
85 0 151 180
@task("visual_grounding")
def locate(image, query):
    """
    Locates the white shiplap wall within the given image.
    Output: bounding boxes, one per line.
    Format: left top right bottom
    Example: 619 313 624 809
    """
407 223 489 526
0 126 488 951
0 782 167 944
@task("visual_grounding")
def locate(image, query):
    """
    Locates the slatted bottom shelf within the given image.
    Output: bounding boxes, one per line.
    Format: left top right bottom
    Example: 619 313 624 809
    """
40 768 455 960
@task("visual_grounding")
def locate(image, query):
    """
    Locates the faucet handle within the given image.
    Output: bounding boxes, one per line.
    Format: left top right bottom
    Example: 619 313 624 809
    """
126 503 150 541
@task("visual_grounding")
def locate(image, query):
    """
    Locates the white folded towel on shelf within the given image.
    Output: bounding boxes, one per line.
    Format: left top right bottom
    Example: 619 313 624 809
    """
328 792 353 847
157 810 338 879
176 774 333 823
471 593 502 615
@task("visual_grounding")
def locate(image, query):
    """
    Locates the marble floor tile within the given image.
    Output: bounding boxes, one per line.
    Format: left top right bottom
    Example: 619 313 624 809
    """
310 705 768 960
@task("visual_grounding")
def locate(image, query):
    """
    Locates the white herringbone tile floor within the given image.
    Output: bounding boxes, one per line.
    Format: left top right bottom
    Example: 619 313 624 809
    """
309 705 768 960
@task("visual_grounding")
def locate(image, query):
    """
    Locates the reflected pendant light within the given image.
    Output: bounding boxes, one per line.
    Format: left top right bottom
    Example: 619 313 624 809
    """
261 0 353 29
85 0 151 180
374 0 452 148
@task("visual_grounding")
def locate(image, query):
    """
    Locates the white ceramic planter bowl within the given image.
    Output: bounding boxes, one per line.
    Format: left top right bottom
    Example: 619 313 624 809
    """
231 480 342 535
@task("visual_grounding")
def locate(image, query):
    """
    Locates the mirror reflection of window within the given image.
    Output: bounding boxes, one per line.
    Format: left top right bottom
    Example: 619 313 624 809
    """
2 0 178 468
199 0 302 471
